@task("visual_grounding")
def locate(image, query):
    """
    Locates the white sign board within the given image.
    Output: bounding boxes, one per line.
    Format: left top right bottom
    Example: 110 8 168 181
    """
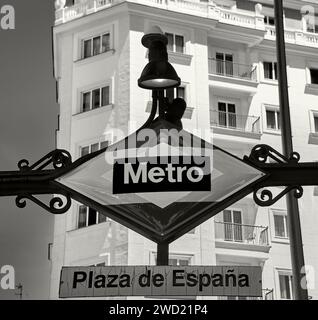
55 125 265 241
59 266 262 298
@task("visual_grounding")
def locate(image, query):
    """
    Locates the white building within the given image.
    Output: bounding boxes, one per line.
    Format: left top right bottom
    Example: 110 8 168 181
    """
51 0 318 300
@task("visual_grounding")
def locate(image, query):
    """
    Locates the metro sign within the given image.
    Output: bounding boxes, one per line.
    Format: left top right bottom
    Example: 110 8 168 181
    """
55 119 265 243
113 156 211 194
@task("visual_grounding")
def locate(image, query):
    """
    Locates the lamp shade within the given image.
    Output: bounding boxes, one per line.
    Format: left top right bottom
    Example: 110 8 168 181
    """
138 60 181 89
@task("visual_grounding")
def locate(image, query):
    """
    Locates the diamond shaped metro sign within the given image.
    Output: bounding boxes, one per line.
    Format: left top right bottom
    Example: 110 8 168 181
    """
55 120 265 243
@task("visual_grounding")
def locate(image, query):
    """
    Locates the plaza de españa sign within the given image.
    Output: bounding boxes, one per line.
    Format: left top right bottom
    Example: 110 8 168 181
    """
59 266 262 298
55 119 265 242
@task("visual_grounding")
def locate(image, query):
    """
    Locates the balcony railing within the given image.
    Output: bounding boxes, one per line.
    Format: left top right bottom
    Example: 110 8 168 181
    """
210 110 261 134
214 221 269 246
208 58 258 82
218 289 274 300
55 0 209 24
55 0 113 23
265 25 318 48
55 0 262 25
55 1 318 49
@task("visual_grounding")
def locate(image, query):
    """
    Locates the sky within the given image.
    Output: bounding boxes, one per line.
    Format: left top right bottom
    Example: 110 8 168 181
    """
0 0 58 299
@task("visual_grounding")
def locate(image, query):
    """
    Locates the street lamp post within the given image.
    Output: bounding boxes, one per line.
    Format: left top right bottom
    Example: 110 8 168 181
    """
274 0 308 300
138 26 183 266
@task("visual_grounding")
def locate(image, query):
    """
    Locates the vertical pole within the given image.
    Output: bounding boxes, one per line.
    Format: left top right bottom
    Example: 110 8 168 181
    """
274 0 308 300
157 242 169 266
140 90 158 130
158 90 166 119
15 283 23 300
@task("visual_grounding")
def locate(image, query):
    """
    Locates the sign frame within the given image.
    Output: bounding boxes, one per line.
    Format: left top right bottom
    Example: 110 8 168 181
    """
59 266 263 299
53 119 268 244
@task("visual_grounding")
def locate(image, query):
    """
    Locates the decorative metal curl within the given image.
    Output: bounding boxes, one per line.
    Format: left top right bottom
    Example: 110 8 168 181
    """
253 185 303 207
18 149 72 172
248 144 300 165
15 193 72 214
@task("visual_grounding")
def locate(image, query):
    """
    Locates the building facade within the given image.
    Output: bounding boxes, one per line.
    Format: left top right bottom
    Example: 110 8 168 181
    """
51 0 318 300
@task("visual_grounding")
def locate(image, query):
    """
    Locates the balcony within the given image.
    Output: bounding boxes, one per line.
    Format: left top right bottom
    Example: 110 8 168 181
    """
209 58 258 83
208 58 259 95
55 0 263 27
210 110 261 139
55 0 113 24
55 0 318 50
265 25 318 49
55 0 211 25
214 221 269 249
218 289 274 300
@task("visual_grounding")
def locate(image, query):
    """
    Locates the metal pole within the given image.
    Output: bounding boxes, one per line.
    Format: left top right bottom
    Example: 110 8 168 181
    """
157 242 169 265
158 90 166 119
152 90 168 265
274 0 308 300
139 90 158 131
15 283 23 300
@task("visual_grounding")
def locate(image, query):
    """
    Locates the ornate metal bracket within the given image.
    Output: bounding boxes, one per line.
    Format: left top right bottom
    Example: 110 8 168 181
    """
18 149 72 172
248 144 300 165
253 185 303 207
247 144 304 207
0 149 73 213
16 192 72 215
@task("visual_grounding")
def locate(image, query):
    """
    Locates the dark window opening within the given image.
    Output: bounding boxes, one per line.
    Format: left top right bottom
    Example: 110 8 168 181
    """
310 68 318 84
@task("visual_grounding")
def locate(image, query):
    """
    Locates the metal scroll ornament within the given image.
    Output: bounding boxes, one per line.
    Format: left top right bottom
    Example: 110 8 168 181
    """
248 144 300 165
18 149 72 171
253 185 303 207
248 144 303 207
15 193 72 215
15 149 73 214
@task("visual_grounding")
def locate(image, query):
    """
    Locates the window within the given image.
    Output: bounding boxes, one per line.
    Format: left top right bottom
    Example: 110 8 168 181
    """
166 86 186 103
266 108 280 131
314 115 318 133
77 139 110 229
81 86 110 112
220 296 249 301
310 68 318 84
306 21 318 33
153 253 193 266
264 61 278 80
169 256 191 266
80 140 109 157
278 272 293 300
264 16 275 26
223 209 242 242
78 205 108 229
218 102 236 128
83 33 110 59
66 0 75 6
273 212 288 238
48 243 53 261
216 52 233 77
165 33 184 53
89 255 110 267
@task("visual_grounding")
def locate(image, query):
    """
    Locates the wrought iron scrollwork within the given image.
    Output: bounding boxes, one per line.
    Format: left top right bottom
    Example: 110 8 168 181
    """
253 185 303 207
248 144 304 206
18 149 72 171
15 193 72 214
8 149 74 214
248 144 300 165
